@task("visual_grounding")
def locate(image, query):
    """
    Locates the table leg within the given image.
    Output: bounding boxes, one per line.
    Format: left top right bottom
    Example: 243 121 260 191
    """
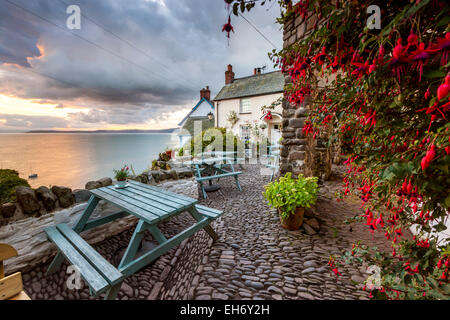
46 195 100 275
194 164 207 199
188 207 219 241
118 220 147 269
104 282 122 300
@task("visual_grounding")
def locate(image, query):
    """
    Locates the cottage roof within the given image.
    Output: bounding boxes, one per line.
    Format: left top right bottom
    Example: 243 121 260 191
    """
213 71 284 101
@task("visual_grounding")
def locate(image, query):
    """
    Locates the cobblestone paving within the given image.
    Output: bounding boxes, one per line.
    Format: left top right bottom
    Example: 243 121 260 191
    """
22 164 393 300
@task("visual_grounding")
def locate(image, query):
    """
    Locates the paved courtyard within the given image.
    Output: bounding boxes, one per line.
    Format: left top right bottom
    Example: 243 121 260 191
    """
22 164 392 300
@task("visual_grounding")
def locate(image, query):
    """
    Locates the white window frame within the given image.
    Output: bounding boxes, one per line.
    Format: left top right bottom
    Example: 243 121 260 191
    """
239 98 251 113
240 125 251 141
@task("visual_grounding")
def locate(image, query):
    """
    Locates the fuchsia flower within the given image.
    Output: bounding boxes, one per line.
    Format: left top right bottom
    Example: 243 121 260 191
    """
421 144 436 171
424 88 431 99
437 75 450 101
222 16 234 39
411 43 430 81
426 32 450 65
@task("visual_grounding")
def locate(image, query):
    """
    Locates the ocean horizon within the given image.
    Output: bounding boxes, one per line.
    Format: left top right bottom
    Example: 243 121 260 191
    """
0 133 178 190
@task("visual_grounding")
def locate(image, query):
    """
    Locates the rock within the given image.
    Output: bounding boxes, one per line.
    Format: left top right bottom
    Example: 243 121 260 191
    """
35 186 57 212
150 171 161 183
85 181 102 190
73 189 91 203
1 202 16 218
136 174 148 184
351 275 366 283
15 186 40 215
31 282 42 293
303 260 318 268
245 280 264 290
302 267 315 274
305 218 320 231
303 223 317 235
51 186 74 208
298 292 314 300
121 282 133 297
165 170 178 180
97 177 112 187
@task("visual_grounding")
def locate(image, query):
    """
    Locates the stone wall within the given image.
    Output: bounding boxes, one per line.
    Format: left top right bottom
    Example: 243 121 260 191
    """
0 166 194 227
281 13 332 181
1 178 198 275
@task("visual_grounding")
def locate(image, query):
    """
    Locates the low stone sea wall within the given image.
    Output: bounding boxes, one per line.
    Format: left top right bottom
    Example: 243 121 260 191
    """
0 167 198 275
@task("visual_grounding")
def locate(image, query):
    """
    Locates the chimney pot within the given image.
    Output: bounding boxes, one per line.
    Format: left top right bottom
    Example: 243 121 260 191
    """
225 64 235 85
200 86 211 101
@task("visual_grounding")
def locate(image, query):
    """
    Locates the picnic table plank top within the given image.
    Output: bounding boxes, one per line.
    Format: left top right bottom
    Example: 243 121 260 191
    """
185 157 235 166
90 181 198 224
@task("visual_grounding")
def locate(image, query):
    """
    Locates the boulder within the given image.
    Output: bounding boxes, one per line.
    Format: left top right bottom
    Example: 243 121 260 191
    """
165 170 178 180
35 186 57 212
1 203 16 218
136 174 149 184
150 171 161 183
51 186 74 208
73 189 91 203
97 177 112 187
15 186 40 215
85 181 102 190
303 223 317 235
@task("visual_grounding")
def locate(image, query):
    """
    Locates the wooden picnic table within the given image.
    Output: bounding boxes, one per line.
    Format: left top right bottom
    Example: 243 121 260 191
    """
185 157 243 199
44 180 223 300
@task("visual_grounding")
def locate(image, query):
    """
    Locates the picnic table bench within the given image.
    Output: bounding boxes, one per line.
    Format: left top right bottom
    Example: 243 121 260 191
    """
185 157 242 199
0 244 31 300
264 149 280 181
44 180 223 300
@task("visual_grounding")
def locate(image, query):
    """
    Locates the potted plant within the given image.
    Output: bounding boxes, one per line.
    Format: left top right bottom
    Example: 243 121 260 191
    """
263 173 318 230
113 165 130 188
165 147 173 159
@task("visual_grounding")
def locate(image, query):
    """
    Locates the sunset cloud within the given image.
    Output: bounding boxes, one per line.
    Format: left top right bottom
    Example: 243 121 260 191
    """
0 0 282 131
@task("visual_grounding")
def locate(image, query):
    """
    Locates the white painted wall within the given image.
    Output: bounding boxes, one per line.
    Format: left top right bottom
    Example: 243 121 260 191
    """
215 92 283 141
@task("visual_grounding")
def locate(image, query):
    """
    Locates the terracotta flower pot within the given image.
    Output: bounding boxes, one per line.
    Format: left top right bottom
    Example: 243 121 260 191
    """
279 207 305 231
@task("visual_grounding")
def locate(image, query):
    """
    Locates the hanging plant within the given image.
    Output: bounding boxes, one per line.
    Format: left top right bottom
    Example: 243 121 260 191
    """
264 111 273 121
226 110 239 127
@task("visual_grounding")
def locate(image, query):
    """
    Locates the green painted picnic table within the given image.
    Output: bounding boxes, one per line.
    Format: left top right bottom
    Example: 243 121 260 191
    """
185 157 243 199
44 180 223 300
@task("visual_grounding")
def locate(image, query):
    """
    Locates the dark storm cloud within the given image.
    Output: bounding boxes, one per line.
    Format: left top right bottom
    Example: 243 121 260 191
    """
0 0 282 128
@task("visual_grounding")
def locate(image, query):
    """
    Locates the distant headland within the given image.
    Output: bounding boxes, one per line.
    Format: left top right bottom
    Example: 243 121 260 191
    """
26 128 177 134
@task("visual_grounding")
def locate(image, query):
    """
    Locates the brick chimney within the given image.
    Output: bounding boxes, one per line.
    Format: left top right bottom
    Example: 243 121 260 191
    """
254 68 261 75
225 64 235 85
200 86 211 101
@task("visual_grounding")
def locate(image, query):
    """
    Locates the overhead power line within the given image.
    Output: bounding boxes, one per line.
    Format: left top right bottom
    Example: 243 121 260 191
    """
3 0 198 93
238 13 279 50
56 0 197 90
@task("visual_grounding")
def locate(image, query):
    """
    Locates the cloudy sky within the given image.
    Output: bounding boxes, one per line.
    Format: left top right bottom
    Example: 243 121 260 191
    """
0 0 282 132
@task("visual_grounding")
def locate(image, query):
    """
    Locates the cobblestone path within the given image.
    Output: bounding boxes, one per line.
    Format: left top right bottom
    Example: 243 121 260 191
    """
22 165 391 300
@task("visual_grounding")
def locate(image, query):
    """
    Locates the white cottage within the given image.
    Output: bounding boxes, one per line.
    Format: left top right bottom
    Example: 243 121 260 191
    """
177 87 215 148
213 65 284 144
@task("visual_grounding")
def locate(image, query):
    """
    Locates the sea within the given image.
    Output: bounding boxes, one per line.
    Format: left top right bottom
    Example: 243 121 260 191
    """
0 133 178 189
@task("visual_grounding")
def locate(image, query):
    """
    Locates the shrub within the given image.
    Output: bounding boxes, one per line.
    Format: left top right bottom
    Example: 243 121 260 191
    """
0 169 31 204
181 127 244 156
263 173 318 219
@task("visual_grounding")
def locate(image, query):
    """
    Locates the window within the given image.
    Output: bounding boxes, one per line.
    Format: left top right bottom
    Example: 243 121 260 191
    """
240 125 251 142
239 98 251 113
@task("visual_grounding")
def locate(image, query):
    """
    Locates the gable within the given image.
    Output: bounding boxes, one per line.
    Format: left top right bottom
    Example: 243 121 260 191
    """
178 98 214 126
